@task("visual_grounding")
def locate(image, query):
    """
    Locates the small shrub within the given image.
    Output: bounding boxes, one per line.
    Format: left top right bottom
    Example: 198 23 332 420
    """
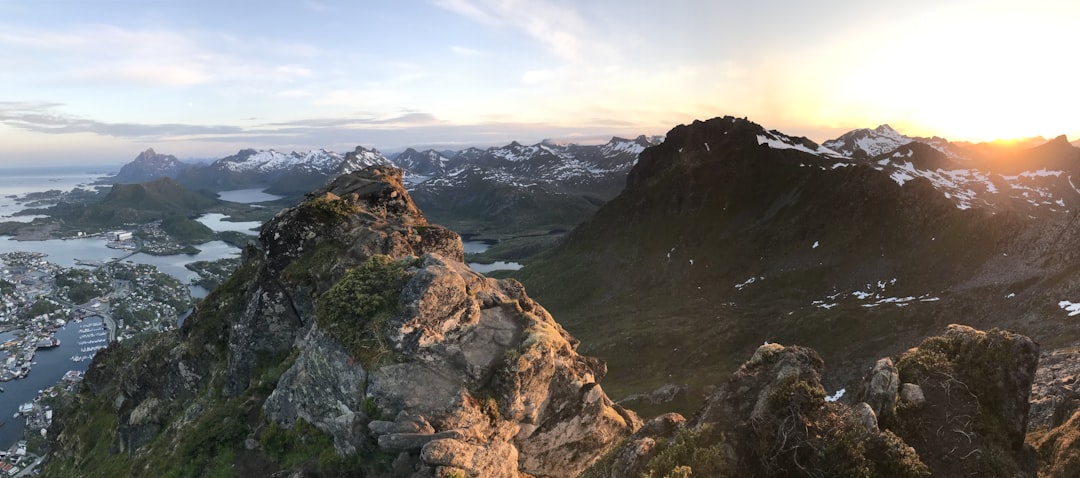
307 192 360 220
645 425 727 477
361 396 382 420
315 255 415 368
259 419 334 468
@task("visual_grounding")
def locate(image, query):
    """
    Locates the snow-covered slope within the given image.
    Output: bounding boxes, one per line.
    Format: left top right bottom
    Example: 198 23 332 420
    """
339 146 393 173
790 125 1080 214
757 130 844 157
167 146 391 193
219 149 345 173
823 124 914 159
406 136 659 193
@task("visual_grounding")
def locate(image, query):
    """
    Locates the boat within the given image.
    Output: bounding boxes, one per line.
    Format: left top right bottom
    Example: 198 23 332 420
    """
34 337 60 349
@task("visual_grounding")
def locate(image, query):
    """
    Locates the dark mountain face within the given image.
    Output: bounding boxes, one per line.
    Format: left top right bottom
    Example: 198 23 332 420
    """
515 116 1080 408
78 177 221 224
110 148 191 184
393 148 450 176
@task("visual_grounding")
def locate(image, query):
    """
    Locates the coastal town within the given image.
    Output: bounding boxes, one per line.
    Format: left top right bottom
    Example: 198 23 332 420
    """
0 233 198 473
0 371 82 476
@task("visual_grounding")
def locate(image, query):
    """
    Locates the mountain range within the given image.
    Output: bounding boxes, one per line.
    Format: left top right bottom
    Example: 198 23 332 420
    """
36 116 1080 477
110 136 660 249
516 116 1080 413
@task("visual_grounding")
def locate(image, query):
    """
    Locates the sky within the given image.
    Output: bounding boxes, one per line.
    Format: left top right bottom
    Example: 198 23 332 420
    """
1 0 1078 165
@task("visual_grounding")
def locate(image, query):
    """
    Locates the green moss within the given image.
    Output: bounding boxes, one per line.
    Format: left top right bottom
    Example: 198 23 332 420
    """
162 400 248 478
361 396 382 420
260 419 334 468
766 374 825 413
315 255 416 368
281 241 340 287
183 255 260 357
305 193 360 220
41 397 133 478
645 425 728 477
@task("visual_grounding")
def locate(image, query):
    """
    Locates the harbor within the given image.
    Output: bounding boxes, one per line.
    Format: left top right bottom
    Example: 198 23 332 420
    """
0 318 95 454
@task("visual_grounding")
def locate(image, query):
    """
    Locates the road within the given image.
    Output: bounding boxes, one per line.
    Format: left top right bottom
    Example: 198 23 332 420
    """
14 455 42 477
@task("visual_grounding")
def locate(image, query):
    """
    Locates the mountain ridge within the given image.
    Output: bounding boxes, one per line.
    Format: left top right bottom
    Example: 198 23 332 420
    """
515 115 1080 412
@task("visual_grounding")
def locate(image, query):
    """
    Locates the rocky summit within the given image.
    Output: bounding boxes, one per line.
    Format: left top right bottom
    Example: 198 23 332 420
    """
42 167 637 477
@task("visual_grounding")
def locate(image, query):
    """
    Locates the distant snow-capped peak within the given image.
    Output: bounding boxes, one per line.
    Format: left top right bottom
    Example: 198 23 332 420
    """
340 146 392 173
218 148 346 173
822 124 914 159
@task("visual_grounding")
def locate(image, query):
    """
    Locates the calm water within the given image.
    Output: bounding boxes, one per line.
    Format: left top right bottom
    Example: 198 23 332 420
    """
461 240 522 272
216 188 283 204
0 168 108 223
196 213 261 235
462 240 492 254
0 317 101 448
468 261 523 273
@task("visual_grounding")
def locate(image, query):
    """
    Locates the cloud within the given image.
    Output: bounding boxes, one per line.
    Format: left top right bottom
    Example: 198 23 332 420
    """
450 45 481 57
0 102 447 145
432 0 589 62
0 101 242 139
430 0 502 26
0 23 323 88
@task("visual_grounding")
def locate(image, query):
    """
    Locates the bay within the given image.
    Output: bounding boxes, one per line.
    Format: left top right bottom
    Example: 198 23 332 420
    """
0 317 102 448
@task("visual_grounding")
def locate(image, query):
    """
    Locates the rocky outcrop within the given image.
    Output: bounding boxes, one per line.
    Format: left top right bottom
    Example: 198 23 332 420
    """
889 325 1039 477
46 166 635 478
262 253 640 477
254 169 639 476
1029 348 1080 432
601 324 1039 477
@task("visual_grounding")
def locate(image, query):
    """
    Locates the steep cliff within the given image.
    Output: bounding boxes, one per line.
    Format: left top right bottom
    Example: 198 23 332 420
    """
43 167 637 477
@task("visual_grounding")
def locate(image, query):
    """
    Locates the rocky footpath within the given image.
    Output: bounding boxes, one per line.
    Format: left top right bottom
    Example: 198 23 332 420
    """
597 324 1041 477
42 167 637 477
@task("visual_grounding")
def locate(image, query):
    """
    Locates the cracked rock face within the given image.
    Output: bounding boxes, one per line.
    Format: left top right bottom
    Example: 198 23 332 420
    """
266 253 640 477
223 167 462 396
48 167 635 477
234 168 637 476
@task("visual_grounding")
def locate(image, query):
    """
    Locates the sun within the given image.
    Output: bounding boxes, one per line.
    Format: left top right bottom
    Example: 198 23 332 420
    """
811 4 1079 143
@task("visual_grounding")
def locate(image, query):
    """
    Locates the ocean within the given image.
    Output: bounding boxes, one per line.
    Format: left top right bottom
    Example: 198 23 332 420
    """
0 166 248 449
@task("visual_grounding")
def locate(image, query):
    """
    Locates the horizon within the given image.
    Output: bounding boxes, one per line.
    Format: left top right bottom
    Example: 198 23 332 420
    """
2 1 1079 166
0 120 1074 170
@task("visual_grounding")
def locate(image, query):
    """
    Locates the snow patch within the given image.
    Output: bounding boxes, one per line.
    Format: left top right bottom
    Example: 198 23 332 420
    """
735 276 764 291
756 133 843 158
1059 300 1080 317
825 388 846 402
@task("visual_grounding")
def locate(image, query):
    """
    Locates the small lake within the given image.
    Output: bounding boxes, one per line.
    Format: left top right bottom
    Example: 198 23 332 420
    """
462 240 493 254
461 239 522 273
0 317 102 449
216 188 283 204
468 261 523 273
196 213 261 235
